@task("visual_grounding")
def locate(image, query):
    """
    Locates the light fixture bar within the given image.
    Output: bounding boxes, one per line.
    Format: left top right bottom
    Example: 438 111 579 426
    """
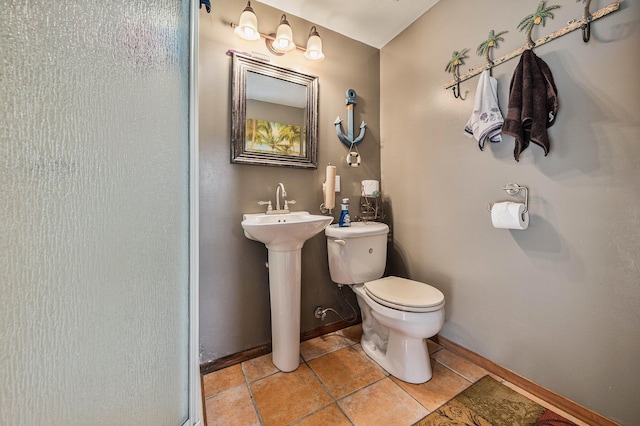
230 22 309 53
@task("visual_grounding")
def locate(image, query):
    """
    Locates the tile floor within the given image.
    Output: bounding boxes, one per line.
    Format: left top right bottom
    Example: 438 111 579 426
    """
202 324 587 426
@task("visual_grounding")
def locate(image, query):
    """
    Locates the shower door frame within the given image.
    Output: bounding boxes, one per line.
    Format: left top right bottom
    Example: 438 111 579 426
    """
187 0 202 424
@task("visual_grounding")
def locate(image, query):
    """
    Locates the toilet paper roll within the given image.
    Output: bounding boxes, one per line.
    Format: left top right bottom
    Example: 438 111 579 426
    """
323 165 336 210
491 202 529 230
361 180 379 196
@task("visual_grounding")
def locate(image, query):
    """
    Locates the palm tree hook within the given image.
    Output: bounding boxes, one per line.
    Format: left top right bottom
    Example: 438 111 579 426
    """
477 30 508 76
518 1 561 49
445 48 469 100
578 0 593 42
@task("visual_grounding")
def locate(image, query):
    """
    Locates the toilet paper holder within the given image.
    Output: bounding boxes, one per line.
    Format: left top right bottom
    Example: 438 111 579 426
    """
488 183 529 217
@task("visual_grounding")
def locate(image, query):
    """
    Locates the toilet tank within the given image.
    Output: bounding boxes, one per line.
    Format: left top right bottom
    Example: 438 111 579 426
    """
325 222 389 285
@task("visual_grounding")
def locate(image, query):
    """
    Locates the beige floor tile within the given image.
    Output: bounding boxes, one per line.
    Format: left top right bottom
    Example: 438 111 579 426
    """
308 346 386 399
431 348 490 382
352 343 390 377
336 323 363 345
391 360 472 411
300 333 350 361
202 364 245 398
205 385 259 426
202 328 597 426
293 403 352 426
201 328 588 426
250 364 332 426
338 378 429 426
242 353 279 382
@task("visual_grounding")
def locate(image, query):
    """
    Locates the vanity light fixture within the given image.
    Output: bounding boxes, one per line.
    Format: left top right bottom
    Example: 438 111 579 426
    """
231 2 325 61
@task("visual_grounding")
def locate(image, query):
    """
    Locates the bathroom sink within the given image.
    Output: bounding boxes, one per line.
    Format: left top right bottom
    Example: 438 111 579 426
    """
242 210 333 372
242 211 333 251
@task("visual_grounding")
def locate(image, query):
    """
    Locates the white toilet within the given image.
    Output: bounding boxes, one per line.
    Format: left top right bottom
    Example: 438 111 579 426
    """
325 222 445 384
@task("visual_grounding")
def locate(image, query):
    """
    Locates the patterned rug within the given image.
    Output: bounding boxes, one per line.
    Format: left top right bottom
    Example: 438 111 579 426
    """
413 376 577 426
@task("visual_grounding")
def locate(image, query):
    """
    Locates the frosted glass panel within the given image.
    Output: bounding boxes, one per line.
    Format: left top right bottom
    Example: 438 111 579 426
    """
1 1 190 425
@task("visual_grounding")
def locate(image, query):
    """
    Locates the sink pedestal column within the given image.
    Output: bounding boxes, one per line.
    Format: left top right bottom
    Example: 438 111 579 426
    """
267 248 302 372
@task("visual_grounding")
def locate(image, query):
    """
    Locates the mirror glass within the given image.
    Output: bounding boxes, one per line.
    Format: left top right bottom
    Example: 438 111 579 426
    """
231 53 318 168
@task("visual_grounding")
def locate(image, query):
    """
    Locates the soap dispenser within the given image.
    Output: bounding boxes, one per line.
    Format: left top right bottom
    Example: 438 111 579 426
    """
339 198 351 227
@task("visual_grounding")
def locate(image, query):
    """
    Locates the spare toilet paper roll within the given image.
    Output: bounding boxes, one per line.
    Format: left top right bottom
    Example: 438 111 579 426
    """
361 180 379 196
491 202 529 230
323 165 336 210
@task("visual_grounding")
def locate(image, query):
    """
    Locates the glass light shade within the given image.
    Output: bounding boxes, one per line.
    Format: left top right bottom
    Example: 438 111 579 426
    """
274 15 295 52
234 2 260 41
304 27 324 61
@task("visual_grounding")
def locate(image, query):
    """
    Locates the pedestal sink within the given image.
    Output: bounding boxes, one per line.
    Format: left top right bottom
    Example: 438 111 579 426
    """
242 211 333 372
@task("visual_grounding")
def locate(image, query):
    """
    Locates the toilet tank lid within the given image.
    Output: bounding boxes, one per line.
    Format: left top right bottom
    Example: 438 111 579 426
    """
364 276 445 309
325 222 389 238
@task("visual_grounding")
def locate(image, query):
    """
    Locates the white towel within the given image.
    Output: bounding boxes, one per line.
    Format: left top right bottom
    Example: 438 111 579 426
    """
464 70 503 150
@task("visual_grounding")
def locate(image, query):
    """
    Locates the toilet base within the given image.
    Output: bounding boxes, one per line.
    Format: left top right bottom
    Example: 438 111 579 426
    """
360 324 433 384
353 284 443 384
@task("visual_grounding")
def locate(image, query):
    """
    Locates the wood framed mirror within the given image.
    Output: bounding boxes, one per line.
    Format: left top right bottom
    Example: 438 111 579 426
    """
230 53 318 169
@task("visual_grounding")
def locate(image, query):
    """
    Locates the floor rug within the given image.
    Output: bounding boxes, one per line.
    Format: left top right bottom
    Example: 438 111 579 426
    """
413 376 577 426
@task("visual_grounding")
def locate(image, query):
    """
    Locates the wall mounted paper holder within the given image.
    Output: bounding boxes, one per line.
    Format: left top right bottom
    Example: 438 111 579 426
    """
488 183 529 218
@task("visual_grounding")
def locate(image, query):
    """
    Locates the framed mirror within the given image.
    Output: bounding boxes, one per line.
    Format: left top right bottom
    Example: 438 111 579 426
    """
231 53 318 169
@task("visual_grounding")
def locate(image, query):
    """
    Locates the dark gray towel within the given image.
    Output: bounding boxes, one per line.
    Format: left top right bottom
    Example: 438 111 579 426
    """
502 49 558 161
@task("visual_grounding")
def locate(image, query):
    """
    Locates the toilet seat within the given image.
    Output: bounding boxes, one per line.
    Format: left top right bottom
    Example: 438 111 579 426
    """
364 276 445 313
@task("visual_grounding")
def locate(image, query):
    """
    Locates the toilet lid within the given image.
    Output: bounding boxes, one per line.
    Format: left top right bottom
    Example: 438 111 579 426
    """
364 276 445 313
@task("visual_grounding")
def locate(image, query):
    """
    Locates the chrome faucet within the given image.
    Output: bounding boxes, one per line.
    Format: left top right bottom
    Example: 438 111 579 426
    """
275 183 287 211
258 183 296 214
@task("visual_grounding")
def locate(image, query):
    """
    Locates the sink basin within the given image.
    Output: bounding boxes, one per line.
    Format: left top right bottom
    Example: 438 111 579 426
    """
242 211 333 251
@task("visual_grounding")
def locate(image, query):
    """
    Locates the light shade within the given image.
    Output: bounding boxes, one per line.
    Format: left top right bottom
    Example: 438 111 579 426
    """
234 1 260 41
273 14 296 52
304 26 324 61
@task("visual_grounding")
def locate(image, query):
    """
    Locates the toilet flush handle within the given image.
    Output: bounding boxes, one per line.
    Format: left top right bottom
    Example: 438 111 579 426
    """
331 239 346 246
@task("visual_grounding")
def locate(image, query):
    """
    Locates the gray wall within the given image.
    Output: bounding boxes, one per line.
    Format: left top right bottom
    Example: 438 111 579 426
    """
380 0 639 424
199 0 380 362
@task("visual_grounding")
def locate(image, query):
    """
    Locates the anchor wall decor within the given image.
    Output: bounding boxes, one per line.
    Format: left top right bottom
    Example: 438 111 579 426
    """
335 89 367 148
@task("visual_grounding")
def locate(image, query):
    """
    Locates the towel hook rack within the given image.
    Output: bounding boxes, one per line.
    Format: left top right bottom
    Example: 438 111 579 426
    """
443 2 621 91
488 183 529 216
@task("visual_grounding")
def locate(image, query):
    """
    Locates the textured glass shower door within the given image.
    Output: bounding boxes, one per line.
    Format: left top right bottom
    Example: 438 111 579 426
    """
1 1 193 424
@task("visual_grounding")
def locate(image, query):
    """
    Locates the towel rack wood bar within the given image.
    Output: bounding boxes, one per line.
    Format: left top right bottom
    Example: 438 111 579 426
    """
443 1 621 90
